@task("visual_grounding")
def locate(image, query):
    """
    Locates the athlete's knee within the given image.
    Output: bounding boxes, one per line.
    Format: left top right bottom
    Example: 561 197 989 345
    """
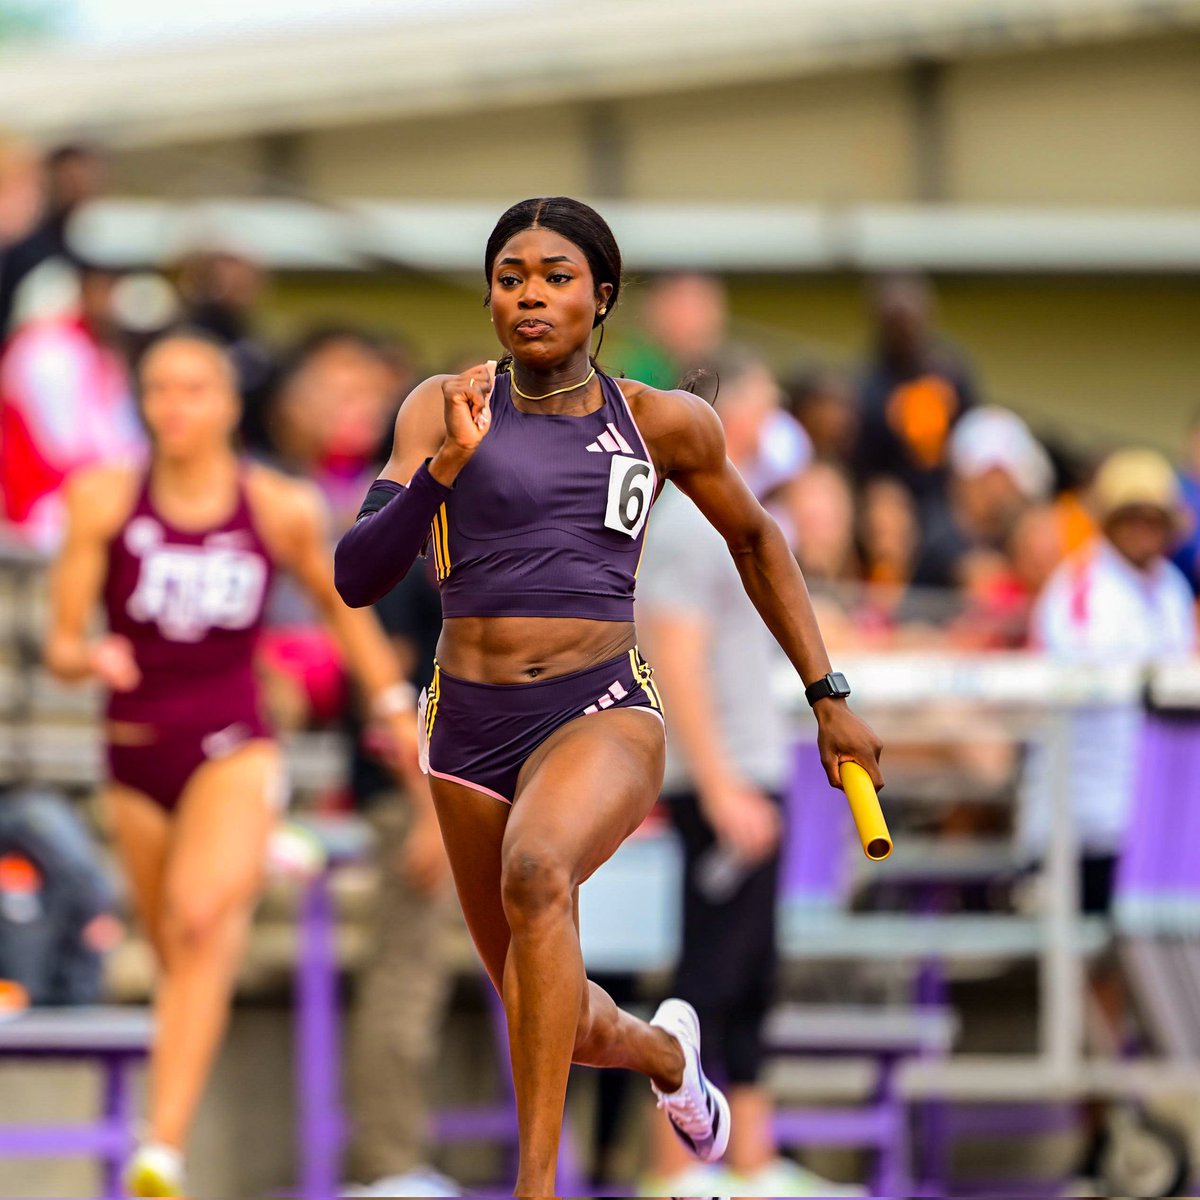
499 841 572 929
160 889 240 954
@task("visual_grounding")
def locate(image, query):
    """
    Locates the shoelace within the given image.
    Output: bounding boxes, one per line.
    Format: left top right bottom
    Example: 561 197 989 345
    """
657 1082 709 1130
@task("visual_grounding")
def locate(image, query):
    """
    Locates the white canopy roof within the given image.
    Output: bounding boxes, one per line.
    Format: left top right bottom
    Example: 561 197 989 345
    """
69 198 1200 273
3 0 1199 146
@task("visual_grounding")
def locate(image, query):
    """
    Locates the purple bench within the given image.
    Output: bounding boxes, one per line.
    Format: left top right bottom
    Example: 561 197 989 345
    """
767 1002 959 1195
775 743 960 1194
0 1006 152 1200
290 815 584 1200
1116 714 1200 1060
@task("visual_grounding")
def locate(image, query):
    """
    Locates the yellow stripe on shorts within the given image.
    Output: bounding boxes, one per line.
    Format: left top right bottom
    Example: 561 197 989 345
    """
629 647 662 711
425 664 441 737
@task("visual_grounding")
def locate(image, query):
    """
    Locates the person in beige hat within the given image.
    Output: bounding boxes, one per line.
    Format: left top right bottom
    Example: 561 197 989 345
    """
1025 446 1194 870
1022 446 1196 1187
1091 448 1190 572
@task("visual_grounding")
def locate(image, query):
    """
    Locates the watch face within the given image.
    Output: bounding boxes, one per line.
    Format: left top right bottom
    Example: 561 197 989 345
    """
830 672 851 696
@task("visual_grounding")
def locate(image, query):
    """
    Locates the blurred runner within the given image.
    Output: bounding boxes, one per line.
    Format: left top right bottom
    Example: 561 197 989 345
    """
44 332 422 1198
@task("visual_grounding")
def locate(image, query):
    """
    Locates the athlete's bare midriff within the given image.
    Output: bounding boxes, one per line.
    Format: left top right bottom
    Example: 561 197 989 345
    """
436 616 637 683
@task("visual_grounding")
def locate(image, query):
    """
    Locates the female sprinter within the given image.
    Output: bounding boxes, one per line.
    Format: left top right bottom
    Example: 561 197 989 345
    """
334 196 885 1197
46 332 424 1198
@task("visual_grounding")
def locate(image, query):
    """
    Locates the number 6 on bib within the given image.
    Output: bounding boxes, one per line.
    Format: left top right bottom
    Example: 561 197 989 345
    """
604 455 653 538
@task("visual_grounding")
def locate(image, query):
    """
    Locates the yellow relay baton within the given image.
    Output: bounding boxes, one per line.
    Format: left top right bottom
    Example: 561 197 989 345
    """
840 760 892 861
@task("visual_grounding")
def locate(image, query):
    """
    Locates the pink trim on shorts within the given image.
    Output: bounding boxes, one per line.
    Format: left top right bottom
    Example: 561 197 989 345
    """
611 705 666 726
428 767 512 806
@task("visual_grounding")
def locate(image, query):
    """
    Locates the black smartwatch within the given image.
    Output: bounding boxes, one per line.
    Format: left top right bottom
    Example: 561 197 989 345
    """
805 671 851 707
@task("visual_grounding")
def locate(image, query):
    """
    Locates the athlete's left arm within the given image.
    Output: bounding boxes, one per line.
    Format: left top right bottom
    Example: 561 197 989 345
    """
648 388 883 790
260 475 424 781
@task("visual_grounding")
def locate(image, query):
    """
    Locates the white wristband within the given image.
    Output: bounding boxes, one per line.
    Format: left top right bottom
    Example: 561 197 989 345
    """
371 681 417 718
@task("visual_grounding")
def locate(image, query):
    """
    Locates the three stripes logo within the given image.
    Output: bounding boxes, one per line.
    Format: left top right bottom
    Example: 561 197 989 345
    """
582 650 663 715
586 423 635 455
584 677 628 715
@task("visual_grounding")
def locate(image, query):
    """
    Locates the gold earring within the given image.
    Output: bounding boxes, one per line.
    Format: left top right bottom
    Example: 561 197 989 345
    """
599 306 607 316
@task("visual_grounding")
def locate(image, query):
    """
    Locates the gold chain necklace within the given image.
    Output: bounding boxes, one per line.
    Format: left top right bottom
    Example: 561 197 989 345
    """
509 365 596 402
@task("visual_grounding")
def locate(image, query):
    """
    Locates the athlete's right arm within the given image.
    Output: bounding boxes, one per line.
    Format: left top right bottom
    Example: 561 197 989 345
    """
44 469 140 689
333 363 495 608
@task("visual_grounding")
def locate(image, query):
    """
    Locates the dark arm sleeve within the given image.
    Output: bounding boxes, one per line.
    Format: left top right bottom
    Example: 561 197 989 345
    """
333 462 452 608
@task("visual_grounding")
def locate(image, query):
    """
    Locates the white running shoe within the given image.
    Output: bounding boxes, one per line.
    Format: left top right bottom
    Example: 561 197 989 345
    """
341 1166 462 1197
638 1162 736 1197
649 998 731 1164
124 1142 186 1198
733 1156 867 1197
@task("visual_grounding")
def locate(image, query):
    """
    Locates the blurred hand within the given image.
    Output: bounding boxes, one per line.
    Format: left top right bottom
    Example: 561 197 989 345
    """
814 699 885 791
89 634 141 692
399 810 450 896
441 361 496 456
699 779 782 866
363 710 422 784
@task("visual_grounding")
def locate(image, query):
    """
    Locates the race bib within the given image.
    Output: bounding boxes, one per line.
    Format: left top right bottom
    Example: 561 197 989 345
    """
604 455 653 539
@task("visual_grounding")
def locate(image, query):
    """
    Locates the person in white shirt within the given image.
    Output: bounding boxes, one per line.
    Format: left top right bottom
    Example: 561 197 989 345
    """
1023 448 1197 896
1024 447 1197 1186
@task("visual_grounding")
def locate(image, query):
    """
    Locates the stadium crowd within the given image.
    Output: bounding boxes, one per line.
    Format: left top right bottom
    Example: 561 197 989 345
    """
4 142 1198 655
2 137 1198 1196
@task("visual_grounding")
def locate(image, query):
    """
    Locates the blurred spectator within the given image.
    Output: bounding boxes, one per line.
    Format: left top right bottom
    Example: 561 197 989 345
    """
1170 407 1200 592
269 328 399 512
1022 448 1196 872
915 406 1054 592
637 391 837 1197
345 557 458 1198
620 283 811 509
858 476 921 596
0 143 106 338
259 328 402 725
177 246 277 454
783 365 859 467
254 332 456 1193
854 274 978 518
619 272 728 389
0 258 145 550
706 351 810 534
784 461 867 653
0 134 42 266
0 789 119 1006
786 461 860 586
1007 504 1068 601
1021 448 1196 1188
1040 434 1099 551
331 360 454 1195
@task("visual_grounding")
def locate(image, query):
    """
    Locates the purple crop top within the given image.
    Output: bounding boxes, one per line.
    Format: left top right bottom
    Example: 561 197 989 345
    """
431 371 658 621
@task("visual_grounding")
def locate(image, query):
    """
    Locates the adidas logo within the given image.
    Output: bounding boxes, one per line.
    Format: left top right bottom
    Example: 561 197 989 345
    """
583 678 628 714
586 423 635 454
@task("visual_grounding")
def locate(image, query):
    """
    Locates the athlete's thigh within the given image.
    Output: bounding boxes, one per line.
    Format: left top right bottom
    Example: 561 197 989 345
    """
506 708 666 886
429 776 510 993
164 740 283 917
106 783 172 956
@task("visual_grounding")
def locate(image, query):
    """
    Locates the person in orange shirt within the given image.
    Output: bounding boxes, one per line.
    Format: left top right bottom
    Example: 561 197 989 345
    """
853 275 978 521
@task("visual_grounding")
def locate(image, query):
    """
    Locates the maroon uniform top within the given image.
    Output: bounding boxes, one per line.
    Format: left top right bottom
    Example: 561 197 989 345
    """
102 470 274 729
